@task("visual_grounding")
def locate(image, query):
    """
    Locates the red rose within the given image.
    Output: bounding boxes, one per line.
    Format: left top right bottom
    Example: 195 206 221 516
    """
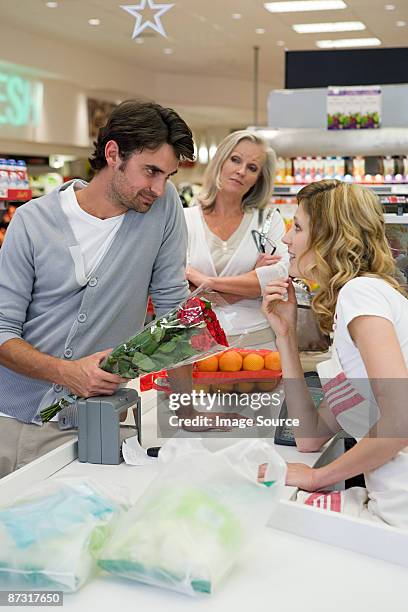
191 332 214 351
177 298 204 325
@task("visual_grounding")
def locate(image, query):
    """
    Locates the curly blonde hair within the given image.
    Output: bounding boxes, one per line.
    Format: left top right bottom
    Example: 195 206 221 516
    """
297 180 406 334
198 130 277 212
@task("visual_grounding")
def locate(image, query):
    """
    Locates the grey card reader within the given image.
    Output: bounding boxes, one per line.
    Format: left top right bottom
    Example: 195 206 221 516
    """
78 388 141 464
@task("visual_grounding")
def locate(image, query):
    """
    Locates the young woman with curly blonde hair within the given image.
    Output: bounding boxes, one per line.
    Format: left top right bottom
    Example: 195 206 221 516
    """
260 179 408 527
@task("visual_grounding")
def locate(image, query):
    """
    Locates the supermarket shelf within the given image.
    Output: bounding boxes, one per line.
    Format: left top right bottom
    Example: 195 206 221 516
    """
252 127 408 157
274 183 408 196
0 189 32 202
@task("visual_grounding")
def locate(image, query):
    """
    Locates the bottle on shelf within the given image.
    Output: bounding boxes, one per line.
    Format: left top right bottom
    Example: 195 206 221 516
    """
7 159 18 189
0 159 8 199
352 156 365 182
335 156 345 179
16 160 29 189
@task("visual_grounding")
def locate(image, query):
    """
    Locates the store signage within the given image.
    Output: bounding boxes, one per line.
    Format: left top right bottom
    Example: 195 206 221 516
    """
327 85 381 130
0 70 43 127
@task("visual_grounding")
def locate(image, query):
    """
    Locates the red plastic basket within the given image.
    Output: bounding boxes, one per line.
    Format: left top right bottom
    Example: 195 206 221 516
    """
140 350 281 391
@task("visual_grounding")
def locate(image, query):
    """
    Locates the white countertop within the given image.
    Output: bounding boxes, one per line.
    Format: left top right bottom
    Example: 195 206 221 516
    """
2 388 407 612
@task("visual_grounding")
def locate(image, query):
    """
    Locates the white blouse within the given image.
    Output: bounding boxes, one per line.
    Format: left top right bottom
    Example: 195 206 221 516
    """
184 205 289 336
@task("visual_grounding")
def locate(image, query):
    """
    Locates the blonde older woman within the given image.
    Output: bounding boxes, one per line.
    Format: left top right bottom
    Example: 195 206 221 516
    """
185 130 289 349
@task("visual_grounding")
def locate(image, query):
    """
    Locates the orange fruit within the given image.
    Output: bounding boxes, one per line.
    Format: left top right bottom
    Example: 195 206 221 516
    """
235 381 255 393
257 380 279 392
197 355 219 372
242 353 264 371
218 350 243 372
214 383 235 393
264 351 281 371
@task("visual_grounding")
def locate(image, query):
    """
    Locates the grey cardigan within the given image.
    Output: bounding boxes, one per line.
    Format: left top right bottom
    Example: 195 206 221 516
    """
0 179 188 425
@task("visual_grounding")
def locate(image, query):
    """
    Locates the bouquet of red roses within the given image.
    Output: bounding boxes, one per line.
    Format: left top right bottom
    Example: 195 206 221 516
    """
40 289 229 422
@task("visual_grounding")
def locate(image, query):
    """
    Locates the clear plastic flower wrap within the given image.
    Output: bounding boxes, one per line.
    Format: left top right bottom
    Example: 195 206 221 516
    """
40 288 233 423
0 479 123 592
97 438 286 597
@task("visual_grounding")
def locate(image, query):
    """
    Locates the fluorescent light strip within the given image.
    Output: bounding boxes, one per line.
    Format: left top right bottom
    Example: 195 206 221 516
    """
293 21 365 33
264 1 346 13
317 37 381 48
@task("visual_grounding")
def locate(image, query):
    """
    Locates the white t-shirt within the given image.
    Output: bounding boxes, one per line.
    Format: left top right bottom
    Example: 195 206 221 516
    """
0 182 124 422
333 276 408 528
60 182 124 278
335 276 408 378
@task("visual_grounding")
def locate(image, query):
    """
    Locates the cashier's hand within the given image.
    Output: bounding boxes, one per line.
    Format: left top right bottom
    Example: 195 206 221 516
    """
285 463 320 492
60 349 128 398
261 277 297 338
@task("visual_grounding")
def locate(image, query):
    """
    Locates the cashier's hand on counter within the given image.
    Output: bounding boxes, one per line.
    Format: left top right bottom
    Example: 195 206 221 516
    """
259 462 321 492
261 277 298 338
59 349 128 398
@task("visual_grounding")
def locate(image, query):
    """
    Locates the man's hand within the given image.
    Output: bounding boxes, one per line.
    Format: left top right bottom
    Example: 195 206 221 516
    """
60 349 128 397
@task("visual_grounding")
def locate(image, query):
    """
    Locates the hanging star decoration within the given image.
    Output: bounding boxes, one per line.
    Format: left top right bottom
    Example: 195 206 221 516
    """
121 0 174 39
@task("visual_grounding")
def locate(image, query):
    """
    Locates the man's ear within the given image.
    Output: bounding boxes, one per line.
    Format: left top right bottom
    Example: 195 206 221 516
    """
105 140 120 168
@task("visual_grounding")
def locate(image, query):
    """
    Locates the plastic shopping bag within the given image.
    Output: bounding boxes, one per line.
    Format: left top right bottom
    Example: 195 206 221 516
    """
98 438 286 596
0 479 122 592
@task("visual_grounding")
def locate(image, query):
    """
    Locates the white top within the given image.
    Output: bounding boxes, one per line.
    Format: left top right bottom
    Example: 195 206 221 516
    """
60 182 124 278
184 205 289 336
335 276 408 379
202 212 253 275
333 276 408 528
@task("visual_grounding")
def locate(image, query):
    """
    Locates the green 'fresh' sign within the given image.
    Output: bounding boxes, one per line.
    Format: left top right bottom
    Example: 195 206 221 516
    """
0 71 43 127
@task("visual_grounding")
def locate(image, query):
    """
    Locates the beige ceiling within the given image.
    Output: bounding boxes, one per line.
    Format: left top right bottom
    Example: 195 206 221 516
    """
1 0 408 89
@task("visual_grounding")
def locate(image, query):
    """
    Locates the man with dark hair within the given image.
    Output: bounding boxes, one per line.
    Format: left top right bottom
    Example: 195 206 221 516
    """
0 99 195 476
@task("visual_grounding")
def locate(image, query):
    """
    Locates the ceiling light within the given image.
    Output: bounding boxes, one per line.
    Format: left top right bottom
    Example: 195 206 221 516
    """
198 143 208 165
396 20 407 26
256 28 266 34
264 1 346 13
135 37 144 44
384 4 396 10
293 21 365 33
164 48 173 54
46 1 58 7
232 13 242 19
88 19 100 26
276 39 285 45
317 37 381 48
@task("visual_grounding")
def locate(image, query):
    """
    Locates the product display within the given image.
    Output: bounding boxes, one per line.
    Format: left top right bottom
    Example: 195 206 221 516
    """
275 154 408 185
0 158 32 247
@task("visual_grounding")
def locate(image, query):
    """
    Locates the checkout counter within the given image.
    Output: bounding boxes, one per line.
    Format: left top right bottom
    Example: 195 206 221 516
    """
0 384 407 612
